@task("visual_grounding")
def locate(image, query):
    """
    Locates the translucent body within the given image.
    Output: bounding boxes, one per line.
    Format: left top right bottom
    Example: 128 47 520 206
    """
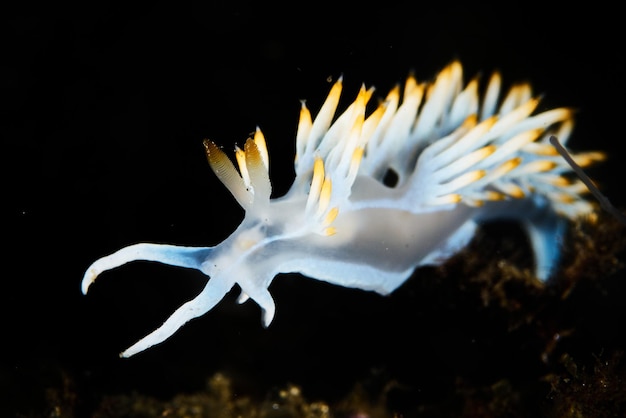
82 62 602 357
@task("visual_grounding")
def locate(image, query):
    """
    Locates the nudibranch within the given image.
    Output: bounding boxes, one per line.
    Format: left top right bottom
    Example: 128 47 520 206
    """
82 61 604 357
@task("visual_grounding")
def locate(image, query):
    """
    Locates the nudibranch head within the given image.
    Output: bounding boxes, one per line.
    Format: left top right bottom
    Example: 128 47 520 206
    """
82 61 604 357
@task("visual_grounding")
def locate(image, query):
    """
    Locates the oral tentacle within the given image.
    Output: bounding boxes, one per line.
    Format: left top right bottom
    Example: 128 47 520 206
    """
120 275 234 357
81 244 213 295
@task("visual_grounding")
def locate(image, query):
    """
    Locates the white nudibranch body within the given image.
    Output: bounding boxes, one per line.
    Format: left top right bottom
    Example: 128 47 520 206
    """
82 61 604 357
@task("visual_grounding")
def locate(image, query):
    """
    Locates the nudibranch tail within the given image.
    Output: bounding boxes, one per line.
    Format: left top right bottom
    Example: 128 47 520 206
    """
82 61 606 356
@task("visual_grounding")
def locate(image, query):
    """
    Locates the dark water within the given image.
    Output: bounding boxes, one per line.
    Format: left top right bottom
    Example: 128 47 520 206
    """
4 3 626 417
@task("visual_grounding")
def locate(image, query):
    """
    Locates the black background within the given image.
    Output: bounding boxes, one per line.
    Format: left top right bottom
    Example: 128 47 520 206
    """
4 2 626 416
